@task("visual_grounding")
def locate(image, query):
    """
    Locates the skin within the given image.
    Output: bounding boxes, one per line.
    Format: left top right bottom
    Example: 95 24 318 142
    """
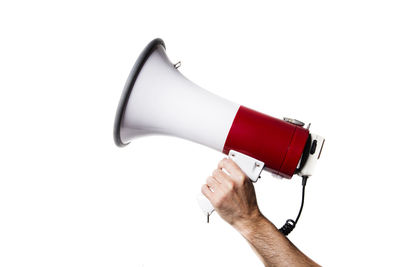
201 158 320 267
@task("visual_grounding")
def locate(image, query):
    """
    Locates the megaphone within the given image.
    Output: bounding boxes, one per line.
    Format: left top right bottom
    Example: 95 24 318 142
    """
114 38 325 231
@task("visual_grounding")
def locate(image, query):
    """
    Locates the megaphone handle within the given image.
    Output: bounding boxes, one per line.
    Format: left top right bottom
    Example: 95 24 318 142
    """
197 150 264 222
197 193 215 220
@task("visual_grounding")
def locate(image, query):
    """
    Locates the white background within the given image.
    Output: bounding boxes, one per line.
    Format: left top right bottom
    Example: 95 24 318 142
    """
1 1 399 266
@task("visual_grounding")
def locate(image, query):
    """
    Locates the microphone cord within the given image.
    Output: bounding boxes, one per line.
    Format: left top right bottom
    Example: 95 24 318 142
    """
279 176 308 236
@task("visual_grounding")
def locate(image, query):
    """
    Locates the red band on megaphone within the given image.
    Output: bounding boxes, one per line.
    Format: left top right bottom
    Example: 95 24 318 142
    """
222 106 309 178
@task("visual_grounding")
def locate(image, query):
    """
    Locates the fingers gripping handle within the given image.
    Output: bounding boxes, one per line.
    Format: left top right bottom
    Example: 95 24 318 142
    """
197 150 264 221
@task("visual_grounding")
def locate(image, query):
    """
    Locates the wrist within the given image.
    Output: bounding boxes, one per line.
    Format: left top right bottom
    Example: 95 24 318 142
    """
237 215 277 241
232 210 270 236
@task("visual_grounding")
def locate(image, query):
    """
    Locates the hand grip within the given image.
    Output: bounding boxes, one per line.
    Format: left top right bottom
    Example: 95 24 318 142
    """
197 150 264 220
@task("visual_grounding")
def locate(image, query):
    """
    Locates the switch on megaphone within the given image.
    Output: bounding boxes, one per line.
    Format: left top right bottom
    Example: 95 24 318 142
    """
113 39 325 233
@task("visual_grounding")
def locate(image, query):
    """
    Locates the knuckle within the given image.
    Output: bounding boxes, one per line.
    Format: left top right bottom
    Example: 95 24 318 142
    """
226 158 234 164
235 176 246 187
220 158 228 166
226 180 234 191
206 176 213 184
227 158 237 167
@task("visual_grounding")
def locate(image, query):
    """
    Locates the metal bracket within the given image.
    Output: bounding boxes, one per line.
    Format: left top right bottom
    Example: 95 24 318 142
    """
228 150 264 182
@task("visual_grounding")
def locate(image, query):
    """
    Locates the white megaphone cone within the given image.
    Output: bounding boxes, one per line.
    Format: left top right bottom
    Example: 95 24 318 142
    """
114 39 239 150
114 39 325 223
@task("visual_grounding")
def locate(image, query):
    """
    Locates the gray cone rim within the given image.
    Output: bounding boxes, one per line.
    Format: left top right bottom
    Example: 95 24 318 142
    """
113 38 166 147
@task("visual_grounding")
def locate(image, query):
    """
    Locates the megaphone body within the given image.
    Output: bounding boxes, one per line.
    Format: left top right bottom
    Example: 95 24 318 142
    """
114 39 324 216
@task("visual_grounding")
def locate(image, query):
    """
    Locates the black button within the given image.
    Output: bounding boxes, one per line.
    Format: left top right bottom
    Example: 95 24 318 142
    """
310 140 317 155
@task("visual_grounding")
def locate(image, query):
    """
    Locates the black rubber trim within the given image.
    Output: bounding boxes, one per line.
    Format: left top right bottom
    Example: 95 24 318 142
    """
296 134 312 173
113 38 166 147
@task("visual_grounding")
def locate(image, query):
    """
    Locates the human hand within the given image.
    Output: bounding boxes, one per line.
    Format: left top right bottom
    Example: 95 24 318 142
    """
201 158 262 229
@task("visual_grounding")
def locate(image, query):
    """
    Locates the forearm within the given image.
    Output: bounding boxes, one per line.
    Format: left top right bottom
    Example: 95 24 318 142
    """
202 158 320 267
233 214 320 267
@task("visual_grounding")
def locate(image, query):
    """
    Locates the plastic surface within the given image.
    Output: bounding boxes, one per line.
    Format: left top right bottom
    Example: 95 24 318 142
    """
223 106 309 178
228 150 264 182
297 133 325 177
117 42 239 152
114 38 165 146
